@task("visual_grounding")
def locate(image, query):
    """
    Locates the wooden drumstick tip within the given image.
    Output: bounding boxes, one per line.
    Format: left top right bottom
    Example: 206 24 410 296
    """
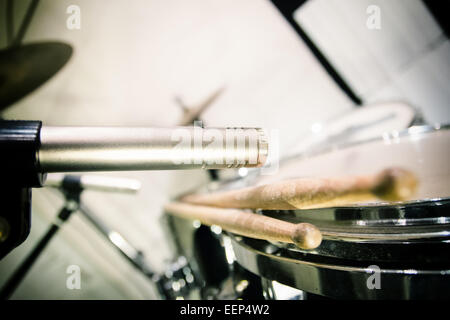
291 223 322 250
372 167 418 201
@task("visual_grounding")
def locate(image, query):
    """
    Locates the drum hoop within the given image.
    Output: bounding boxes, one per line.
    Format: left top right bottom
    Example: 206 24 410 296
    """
260 198 450 241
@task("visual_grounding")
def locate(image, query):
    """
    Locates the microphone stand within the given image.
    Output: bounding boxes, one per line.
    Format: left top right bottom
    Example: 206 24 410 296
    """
0 185 80 299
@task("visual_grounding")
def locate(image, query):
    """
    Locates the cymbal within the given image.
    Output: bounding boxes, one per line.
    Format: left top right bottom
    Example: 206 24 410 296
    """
0 42 73 111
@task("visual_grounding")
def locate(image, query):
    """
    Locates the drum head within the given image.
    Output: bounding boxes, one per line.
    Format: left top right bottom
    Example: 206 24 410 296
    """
259 125 450 202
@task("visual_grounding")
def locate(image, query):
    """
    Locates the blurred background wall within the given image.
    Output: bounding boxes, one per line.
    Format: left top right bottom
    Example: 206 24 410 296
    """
294 0 449 123
0 0 448 299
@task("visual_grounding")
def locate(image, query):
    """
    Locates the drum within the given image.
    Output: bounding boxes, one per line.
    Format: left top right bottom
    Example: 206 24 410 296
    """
164 125 450 299
231 198 450 299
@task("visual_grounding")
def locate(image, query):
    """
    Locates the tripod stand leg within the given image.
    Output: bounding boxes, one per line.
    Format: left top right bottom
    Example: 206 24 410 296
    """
0 206 74 300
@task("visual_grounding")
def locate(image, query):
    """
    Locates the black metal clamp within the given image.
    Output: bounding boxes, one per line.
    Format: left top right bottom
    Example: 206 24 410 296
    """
0 120 43 259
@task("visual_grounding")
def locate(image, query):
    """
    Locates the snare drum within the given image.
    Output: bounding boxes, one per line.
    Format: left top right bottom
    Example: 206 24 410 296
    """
165 125 450 299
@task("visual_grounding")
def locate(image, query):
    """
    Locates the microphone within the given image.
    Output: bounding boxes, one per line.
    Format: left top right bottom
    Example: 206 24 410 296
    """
1 121 268 186
38 126 268 172
44 174 141 194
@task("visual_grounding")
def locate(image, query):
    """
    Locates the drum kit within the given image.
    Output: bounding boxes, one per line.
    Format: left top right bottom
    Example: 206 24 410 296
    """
2 43 449 300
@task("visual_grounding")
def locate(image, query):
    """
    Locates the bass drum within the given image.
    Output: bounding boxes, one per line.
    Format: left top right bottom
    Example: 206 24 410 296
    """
230 125 450 299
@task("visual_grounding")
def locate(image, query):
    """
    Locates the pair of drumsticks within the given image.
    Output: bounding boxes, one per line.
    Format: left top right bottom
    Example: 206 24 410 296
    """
164 168 417 250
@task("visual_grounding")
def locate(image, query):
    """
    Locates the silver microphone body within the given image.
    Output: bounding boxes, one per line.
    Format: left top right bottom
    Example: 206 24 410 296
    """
38 126 268 172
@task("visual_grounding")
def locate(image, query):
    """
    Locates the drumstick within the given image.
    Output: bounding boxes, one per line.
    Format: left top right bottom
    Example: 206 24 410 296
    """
181 167 417 210
164 202 322 250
